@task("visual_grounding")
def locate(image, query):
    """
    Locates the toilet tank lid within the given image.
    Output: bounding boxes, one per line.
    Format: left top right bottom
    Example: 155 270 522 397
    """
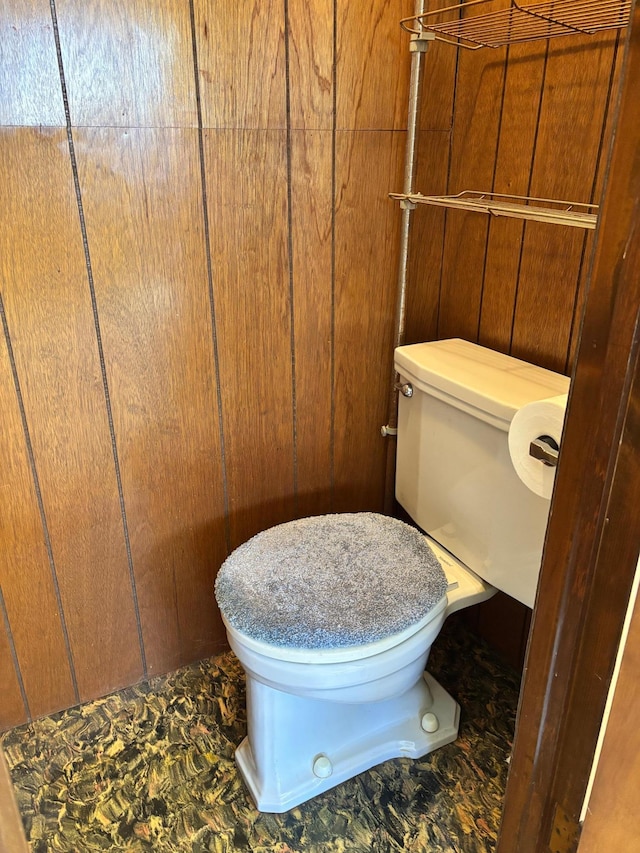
395 338 570 424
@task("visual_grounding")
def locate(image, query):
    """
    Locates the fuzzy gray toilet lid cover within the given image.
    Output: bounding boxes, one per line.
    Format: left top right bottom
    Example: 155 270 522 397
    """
214 512 448 650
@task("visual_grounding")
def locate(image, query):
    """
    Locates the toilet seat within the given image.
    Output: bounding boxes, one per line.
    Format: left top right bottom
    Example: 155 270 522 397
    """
215 512 448 653
221 594 447 665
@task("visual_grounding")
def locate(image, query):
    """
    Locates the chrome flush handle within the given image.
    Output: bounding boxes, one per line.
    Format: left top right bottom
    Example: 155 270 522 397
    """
394 381 413 398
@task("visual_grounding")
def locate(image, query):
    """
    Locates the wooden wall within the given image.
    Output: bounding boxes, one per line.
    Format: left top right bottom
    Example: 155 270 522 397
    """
405 0 626 668
0 0 413 728
406 1 624 373
0 0 628 728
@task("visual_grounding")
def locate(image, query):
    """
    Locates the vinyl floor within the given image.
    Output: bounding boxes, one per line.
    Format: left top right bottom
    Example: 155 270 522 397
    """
1 617 521 852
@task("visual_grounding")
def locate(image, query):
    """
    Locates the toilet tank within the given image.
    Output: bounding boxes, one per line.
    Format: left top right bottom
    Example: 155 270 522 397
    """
394 339 570 608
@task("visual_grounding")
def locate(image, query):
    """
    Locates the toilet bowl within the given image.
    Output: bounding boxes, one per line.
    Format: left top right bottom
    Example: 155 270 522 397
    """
214 339 570 813
216 514 494 812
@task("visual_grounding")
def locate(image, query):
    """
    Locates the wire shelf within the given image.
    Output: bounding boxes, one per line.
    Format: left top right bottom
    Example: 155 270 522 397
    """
389 191 599 229
400 0 632 49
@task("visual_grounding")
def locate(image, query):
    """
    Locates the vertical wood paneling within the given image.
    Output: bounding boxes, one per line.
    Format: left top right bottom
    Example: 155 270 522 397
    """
334 130 405 510
0 0 65 126
291 130 334 517
0 608 26 730
566 37 626 373
578 583 640 853
74 127 228 674
407 17 625 668
478 42 547 354
437 2 508 342
511 35 619 371
288 1 334 516
416 0 460 133
337 0 413 130
0 747 30 852
405 130 450 344
288 0 333 129
194 0 286 129
204 129 295 547
55 0 197 128
1 0 415 726
0 310 76 718
412 24 623 376
0 128 143 702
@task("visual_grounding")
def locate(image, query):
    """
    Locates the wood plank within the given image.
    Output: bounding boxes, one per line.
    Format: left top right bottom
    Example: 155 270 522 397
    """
204 129 295 548
578 574 640 853
405 130 450 344
291 130 334 517
0 0 65 127
437 1 508 342
333 130 405 511
336 0 413 130
0 613 26 730
417 0 460 133
567 34 626 373
478 41 547 355
0 299 76 720
288 0 333 130
511 33 619 372
0 127 143 702
194 0 286 129
498 8 640 845
55 0 197 128
0 749 29 853
74 127 228 674
473 593 531 672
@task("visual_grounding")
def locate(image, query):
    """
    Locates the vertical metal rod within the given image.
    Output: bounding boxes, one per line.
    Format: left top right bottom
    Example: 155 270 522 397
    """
383 0 427 513
394 28 425 353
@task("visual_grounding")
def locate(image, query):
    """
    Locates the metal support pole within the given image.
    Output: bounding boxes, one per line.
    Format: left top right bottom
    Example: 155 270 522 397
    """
382 7 431 514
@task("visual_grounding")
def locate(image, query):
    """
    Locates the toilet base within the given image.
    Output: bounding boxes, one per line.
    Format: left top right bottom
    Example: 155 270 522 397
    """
235 671 459 813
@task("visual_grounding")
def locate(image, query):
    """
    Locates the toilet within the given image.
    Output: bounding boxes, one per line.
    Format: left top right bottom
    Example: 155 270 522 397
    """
214 338 570 813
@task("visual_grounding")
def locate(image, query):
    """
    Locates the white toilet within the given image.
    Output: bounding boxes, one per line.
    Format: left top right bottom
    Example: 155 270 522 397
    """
214 338 570 813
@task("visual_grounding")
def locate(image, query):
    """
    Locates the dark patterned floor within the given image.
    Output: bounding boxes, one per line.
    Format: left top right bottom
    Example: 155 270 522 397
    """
2 617 520 852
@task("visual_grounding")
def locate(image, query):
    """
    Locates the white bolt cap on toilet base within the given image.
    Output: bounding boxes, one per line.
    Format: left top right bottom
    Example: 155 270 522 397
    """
235 671 460 813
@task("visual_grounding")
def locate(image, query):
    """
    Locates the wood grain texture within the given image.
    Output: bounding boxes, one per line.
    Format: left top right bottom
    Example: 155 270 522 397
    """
291 130 334 516
578 579 640 853
288 0 333 130
0 0 65 127
0 307 76 719
498 9 640 843
333 130 404 511
0 127 143 702
194 0 286 129
566 35 626 374
0 0 423 726
0 613 25 730
55 0 197 128
437 1 508 342
74 127 228 674
0 748 29 852
204 129 295 547
416 0 460 133
511 34 619 372
336 0 413 130
408 7 623 671
478 42 547 355
405 130 450 345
